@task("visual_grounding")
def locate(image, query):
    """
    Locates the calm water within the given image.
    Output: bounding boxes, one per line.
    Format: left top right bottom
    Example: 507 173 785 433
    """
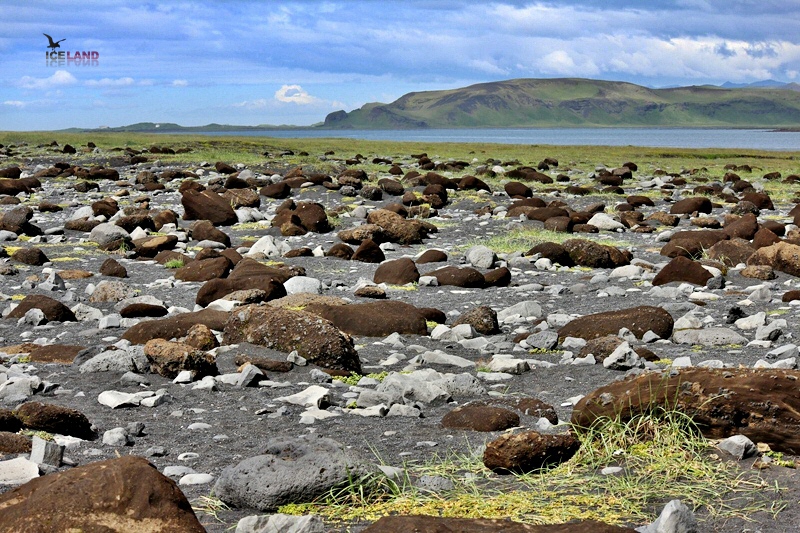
186 128 800 151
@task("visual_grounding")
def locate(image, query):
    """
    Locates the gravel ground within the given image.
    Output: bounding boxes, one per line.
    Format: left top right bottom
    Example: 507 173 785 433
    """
0 146 799 532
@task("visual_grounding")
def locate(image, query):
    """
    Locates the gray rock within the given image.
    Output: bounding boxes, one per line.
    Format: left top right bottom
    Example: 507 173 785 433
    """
717 435 757 460
214 436 375 512
766 344 799 360
376 370 452 405
524 330 558 350
603 341 643 370
102 427 133 447
89 223 129 247
672 327 748 346
465 245 497 269
415 475 455 494
497 300 542 322
638 499 698 533
30 436 64 466
235 513 326 533
755 320 785 342
79 348 148 374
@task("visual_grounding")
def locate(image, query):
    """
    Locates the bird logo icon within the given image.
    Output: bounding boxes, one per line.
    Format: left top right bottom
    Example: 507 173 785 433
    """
43 33 66 51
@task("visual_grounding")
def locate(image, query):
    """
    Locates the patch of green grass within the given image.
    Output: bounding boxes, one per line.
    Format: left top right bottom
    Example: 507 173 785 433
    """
333 371 390 386
279 409 784 528
20 429 54 441
164 259 185 269
468 226 627 254
190 494 230 525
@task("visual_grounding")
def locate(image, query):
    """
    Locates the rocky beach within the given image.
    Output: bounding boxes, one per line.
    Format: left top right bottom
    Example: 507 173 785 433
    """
0 135 798 532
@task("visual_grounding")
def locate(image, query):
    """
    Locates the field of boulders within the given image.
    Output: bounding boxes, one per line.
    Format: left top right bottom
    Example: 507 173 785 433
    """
0 134 800 532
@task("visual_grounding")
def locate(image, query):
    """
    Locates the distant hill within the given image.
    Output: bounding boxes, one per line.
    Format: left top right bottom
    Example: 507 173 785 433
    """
322 78 800 129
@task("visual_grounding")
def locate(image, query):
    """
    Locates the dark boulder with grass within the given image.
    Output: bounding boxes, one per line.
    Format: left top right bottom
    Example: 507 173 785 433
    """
223 304 361 372
181 189 238 225
453 305 500 335
572 368 800 454
14 402 94 440
562 239 630 268
483 431 580 474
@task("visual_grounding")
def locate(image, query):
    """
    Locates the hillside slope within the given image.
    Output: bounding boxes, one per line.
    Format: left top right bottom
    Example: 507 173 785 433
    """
322 78 800 128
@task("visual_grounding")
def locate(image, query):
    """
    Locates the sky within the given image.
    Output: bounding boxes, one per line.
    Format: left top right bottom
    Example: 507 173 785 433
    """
2 1 800 130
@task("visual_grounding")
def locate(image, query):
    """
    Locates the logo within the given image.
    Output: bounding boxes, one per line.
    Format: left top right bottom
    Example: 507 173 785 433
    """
44 33 99 67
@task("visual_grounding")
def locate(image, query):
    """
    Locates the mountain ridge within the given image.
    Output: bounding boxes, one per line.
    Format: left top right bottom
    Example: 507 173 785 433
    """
322 78 800 129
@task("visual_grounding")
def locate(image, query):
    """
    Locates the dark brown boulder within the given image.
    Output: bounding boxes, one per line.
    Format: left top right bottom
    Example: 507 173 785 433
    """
181 189 237 225
626 195 654 207
378 178 404 195
669 196 712 215
366 208 432 244
260 181 291 199
305 300 427 337
337 224 385 244
0 431 31 454
174 256 233 282
743 191 774 210
0 206 34 234
572 368 800 454
143 339 218 379
115 214 155 233
426 266 485 288
416 249 448 263
7 295 76 323
222 304 361 372
191 220 231 247
0 408 22 433
352 239 385 263
91 198 118 218
504 181 532 198
442 404 520 432
0 456 205 533
525 242 574 266
706 239 754 267
133 235 178 258
28 344 85 364
121 309 229 344
484 266 512 287
119 303 169 318
325 243 354 260
14 402 94 440
562 239 630 268
11 247 49 266
452 306 500 335
362 516 636 533
196 276 285 307
483 431 579 474
99 257 127 277
652 256 712 286
558 305 673 342
215 161 237 174
752 227 781 249
373 258 420 285
782 290 800 302
723 213 758 240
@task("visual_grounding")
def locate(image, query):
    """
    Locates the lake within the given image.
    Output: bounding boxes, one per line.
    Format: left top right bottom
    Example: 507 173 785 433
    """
184 128 800 151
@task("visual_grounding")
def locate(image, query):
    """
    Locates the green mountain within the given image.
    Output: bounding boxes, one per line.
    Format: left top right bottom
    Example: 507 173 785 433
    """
322 78 800 129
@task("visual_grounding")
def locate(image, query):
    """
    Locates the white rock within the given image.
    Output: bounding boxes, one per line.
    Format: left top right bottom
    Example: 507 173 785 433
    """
276 385 330 408
0 457 39 485
180 473 214 486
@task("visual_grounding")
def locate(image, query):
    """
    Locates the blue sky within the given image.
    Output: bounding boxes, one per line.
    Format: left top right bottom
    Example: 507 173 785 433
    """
2 1 800 130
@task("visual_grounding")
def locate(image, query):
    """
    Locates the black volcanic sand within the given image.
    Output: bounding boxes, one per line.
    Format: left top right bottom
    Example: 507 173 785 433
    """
0 145 798 532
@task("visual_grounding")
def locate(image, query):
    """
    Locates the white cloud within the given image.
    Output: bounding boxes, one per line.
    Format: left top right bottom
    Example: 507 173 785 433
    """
232 99 270 109
85 77 135 87
3 100 25 108
172 79 188 87
274 84 320 105
17 70 77 90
